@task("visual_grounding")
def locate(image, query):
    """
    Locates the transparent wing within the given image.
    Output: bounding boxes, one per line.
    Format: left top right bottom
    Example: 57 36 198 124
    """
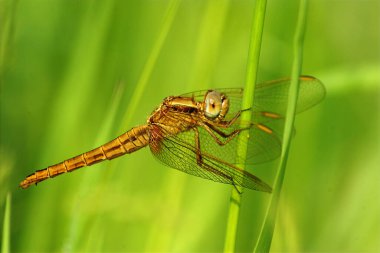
149 127 272 192
253 76 326 115
192 121 282 165
179 76 325 164
180 76 326 116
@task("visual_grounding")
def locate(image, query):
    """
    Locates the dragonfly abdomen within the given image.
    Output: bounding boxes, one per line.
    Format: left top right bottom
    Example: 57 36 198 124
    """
19 125 150 189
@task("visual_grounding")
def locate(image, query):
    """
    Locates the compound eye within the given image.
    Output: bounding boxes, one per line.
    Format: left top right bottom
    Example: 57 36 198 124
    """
204 91 222 119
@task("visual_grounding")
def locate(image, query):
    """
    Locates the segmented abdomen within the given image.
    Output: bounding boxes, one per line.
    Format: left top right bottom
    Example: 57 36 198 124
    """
19 125 150 189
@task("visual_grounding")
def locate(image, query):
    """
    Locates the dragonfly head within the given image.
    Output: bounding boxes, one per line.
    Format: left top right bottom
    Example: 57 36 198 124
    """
202 90 229 121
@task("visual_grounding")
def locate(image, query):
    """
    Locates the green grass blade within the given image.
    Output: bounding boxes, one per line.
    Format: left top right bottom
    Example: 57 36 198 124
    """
64 83 125 251
224 0 267 252
253 0 309 252
144 1 230 251
119 0 181 129
80 2 181 251
0 0 16 73
1 193 11 253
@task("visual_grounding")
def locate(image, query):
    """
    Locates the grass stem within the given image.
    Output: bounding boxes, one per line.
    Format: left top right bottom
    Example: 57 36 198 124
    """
253 0 309 252
223 0 267 252
1 193 11 253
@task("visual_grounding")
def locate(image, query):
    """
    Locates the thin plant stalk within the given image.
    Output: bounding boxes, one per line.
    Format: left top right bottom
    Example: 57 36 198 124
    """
144 1 230 251
65 83 125 251
253 0 309 252
1 193 11 253
80 1 181 250
119 0 181 129
223 0 267 252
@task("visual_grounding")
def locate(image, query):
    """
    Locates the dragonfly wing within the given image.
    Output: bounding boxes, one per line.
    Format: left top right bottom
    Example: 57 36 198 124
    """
246 76 325 161
181 76 325 117
213 76 323 164
195 121 282 165
253 76 326 115
171 76 324 166
149 128 272 192
246 122 282 164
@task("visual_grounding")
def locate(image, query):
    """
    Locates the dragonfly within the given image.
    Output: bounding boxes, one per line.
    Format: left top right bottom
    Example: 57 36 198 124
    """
20 76 325 192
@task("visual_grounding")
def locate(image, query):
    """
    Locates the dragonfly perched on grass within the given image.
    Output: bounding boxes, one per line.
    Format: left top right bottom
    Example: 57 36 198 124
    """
20 76 325 191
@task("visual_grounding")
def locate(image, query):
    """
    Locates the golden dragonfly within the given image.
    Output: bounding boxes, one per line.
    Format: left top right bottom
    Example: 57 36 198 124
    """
20 76 325 191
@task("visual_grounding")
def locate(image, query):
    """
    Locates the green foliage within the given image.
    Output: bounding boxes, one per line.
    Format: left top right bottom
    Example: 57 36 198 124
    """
255 1 308 251
224 0 267 252
1 193 10 253
1 0 379 252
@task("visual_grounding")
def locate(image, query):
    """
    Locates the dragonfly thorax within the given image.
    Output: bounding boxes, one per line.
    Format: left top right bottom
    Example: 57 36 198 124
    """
147 96 199 128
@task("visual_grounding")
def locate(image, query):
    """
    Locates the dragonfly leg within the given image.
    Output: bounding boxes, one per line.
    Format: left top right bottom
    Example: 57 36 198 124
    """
200 124 241 146
192 127 271 192
207 122 251 138
213 108 251 128
193 128 236 184
200 122 251 146
193 127 202 164
233 184 243 195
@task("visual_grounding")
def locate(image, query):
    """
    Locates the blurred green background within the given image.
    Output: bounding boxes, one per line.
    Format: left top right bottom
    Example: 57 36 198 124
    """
1 0 379 252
